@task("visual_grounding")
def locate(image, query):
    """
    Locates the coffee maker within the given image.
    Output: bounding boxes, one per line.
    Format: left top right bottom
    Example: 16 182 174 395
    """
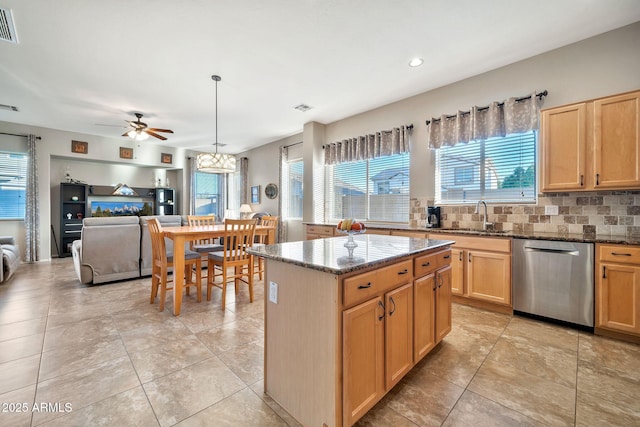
426 206 440 228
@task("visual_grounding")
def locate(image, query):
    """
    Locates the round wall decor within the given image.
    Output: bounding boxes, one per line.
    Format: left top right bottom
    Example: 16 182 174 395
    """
265 183 278 199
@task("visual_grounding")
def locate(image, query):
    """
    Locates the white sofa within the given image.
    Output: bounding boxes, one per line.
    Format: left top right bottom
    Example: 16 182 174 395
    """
0 236 20 283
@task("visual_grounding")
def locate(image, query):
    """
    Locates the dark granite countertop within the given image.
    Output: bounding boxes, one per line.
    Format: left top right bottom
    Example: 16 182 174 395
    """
247 234 454 275
303 222 640 245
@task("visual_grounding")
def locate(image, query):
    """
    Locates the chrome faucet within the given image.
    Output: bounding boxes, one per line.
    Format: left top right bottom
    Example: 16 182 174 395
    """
475 200 492 231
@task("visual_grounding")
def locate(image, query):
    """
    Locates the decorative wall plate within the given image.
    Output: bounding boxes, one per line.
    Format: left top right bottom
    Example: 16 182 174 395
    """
265 183 278 199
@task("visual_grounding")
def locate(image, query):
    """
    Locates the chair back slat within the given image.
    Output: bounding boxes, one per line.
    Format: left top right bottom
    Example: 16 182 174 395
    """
223 218 257 261
187 215 218 247
147 218 167 264
257 215 278 244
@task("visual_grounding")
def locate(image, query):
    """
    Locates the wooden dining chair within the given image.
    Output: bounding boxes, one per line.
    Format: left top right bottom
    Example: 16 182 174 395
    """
254 215 278 280
187 215 223 278
147 218 202 312
207 218 257 310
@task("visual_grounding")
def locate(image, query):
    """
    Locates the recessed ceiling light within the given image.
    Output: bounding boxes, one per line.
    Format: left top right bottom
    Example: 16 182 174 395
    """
408 57 423 67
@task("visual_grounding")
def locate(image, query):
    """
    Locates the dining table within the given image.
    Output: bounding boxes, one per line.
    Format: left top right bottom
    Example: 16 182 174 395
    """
162 223 276 315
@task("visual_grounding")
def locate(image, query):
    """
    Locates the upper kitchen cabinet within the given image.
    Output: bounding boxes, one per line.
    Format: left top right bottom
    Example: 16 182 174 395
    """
541 90 640 192
593 92 640 189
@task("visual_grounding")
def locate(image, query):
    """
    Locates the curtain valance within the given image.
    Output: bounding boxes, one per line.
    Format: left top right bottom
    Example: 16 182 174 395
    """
324 125 412 165
426 92 546 149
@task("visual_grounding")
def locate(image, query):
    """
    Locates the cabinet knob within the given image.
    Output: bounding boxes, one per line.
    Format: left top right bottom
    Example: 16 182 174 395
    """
580 175 584 186
421 261 431 267
397 269 409 275
596 173 600 186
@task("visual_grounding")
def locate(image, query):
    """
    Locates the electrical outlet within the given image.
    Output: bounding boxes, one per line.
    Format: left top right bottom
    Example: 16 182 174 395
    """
269 281 278 304
545 205 559 215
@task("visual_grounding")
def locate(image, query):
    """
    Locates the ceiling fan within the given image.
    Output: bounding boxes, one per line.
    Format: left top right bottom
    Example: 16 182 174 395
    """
122 113 174 141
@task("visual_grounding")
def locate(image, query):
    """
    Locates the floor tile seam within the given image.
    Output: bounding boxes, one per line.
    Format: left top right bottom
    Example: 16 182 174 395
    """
30 292 53 427
136 354 220 386
30 383 145 427
111 317 163 426
245 384 300 427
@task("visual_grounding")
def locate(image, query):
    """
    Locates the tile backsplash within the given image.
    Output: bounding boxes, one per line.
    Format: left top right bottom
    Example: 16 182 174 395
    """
411 190 640 239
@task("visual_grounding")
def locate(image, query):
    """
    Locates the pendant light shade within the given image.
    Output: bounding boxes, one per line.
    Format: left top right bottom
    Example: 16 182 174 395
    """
197 75 236 174
196 152 236 173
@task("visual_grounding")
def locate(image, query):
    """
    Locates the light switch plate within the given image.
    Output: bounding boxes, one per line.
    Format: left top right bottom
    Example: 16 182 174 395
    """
545 205 559 215
269 281 278 304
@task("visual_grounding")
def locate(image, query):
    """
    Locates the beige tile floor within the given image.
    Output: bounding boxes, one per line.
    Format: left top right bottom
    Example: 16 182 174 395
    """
0 259 639 426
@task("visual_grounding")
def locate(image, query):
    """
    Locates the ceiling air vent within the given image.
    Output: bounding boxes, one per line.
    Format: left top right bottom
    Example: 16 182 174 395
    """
0 8 18 44
0 104 19 112
294 104 312 112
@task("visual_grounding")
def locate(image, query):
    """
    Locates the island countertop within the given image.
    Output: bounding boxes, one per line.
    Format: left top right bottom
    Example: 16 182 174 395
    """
247 234 454 275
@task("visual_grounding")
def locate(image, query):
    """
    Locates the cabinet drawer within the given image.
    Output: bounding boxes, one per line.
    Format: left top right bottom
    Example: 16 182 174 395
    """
598 244 640 265
414 249 452 277
343 260 412 307
434 234 510 253
306 225 335 237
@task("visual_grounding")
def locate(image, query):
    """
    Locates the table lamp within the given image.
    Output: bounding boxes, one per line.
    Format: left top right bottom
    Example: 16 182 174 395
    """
239 204 253 219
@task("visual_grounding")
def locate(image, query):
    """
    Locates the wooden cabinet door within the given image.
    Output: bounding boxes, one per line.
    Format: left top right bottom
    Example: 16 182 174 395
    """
385 283 413 390
541 103 587 191
413 274 435 362
450 248 465 296
435 265 452 342
467 251 512 306
597 263 640 335
593 91 640 189
343 296 385 426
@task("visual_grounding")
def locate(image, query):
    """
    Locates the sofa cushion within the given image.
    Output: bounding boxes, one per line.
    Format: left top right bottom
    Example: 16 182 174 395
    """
1 237 20 283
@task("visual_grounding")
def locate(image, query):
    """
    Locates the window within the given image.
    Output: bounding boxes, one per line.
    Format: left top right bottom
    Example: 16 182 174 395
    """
0 151 28 219
326 152 409 223
282 159 303 219
435 131 536 204
193 171 226 219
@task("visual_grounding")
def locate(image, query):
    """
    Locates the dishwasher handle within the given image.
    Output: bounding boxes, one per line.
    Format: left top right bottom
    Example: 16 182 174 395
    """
524 246 579 256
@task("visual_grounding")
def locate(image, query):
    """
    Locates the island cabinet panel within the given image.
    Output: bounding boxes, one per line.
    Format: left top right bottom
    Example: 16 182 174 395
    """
385 283 414 389
343 297 385 426
450 248 465 296
435 265 453 342
413 273 436 360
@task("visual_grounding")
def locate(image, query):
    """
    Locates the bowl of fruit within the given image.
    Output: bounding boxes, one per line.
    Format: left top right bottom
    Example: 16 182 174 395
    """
336 218 366 235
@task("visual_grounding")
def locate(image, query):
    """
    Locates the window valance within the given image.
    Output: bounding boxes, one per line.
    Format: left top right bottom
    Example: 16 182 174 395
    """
324 125 412 165
426 91 547 149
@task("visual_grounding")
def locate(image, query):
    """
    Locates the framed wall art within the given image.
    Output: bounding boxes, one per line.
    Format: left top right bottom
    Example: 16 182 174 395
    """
119 147 133 159
71 140 88 154
251 185 260 204
161 153 172 164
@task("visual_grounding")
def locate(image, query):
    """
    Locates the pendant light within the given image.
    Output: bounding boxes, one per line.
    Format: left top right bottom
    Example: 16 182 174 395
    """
196 75 236 173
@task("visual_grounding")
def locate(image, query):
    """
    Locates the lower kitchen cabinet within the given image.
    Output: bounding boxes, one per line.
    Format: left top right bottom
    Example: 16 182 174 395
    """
385 283 413 389
306 224 336 240
343 297 385 425
596 244 640 337
467 250 511 305
436 234 512 308
413 264 452 361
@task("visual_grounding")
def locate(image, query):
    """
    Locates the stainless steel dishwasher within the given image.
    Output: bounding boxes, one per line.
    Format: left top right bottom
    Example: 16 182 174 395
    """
512 239 594 329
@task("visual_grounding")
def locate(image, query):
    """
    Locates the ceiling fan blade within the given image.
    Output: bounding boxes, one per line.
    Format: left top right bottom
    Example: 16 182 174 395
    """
148 128 174 133
145 130 167 140
121 131 131 137
126 121 145 130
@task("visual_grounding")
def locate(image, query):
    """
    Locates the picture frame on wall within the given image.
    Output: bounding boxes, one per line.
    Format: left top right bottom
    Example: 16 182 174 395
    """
71 140 88 154
251 185 260 204
119 147 133 159
161 153 172 164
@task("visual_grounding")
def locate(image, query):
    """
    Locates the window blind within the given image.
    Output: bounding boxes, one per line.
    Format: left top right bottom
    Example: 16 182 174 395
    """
326 152 409 223
283 159 303 219
0 151 27 219
435 131 536 204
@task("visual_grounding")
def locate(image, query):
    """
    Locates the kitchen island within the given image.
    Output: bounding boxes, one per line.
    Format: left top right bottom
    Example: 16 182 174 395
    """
248 234 454 427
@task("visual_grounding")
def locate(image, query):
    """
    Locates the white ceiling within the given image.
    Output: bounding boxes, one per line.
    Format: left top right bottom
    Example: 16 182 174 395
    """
1 1 639 154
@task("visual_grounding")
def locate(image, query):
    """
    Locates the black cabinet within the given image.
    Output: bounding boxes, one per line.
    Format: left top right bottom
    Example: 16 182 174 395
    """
60 183 88 257
154 187 176 215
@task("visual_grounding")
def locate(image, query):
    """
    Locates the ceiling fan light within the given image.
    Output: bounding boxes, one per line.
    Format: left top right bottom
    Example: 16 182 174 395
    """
196 152 236 174
127 129 149 141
